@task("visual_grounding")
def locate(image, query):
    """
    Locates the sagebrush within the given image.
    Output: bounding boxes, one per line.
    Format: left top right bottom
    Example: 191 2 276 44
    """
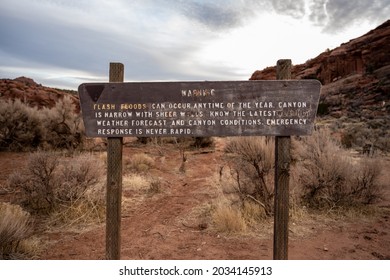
0 96 84 151
337 117 390 152
293 128 383 209
0 99 42 150
7 151 104 216
220 136 274 216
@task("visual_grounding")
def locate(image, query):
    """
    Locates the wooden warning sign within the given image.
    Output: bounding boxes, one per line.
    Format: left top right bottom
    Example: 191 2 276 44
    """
78 80 321 137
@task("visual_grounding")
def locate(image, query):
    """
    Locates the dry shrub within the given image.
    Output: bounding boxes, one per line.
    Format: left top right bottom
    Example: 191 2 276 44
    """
352 157 383 205
222 137 274 216
8 152 60 212
57 154 101 202
48 154 105 227
0 96 84 151
7 151 105 219
0 202 32 259
337 117 390 152
289 166 309 221
212 203 247 233
47 184 105 228
40 96 84 150
294 129 352 209
0 99 42 151
294 128 383 210
125 153 154 173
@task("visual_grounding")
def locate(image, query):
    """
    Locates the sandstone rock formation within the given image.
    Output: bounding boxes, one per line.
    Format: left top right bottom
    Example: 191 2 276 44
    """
250 20 390 119
0 76 79 111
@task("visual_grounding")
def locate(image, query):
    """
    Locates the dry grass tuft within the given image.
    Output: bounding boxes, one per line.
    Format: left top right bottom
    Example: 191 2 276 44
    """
0 202 32 259
147 178 162 195
212 201 247 234
123 174 162 195
241 200 267 225
123 174 150 191
125 153 155 173
47 182 105 229
15 236 43 259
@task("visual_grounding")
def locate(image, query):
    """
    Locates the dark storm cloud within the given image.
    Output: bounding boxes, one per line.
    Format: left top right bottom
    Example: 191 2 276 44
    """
168 0 267 31
268 0 389 31
308 0 329 26
323 0 390 32
271 0 306 19
174 0 389 33
178 1 244 30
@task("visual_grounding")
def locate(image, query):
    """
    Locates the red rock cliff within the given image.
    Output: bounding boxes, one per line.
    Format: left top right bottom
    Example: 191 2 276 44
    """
0 76 79 111
250 20 390 118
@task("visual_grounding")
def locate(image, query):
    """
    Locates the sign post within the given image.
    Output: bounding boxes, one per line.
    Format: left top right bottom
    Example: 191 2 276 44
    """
273 59 292 260
106 62 124 260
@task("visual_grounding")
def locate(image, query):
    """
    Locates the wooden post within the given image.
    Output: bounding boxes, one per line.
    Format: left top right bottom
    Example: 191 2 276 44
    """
273 59 292 260
106 62 124 260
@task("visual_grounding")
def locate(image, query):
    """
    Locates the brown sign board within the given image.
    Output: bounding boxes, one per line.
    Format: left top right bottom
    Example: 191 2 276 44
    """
78 80 321 137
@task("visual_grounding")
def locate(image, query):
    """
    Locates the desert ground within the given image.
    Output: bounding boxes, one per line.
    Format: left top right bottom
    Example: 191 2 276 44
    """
1 137 389 260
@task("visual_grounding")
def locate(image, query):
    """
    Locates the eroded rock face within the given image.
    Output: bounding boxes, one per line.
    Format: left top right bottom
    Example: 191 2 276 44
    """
0 77 79 111
250 20 390 119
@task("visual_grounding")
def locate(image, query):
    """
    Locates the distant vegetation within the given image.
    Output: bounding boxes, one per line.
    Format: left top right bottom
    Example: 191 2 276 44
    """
0 96 84 151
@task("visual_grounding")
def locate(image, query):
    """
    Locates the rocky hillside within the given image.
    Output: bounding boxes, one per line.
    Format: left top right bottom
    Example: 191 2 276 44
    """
0 76 79 110
250 20 390 119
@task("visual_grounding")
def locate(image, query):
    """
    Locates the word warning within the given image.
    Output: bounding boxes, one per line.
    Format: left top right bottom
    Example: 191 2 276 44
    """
78 80 321 137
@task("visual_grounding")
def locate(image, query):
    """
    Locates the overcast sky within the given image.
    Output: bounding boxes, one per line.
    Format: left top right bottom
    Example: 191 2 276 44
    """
0 0 389 90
